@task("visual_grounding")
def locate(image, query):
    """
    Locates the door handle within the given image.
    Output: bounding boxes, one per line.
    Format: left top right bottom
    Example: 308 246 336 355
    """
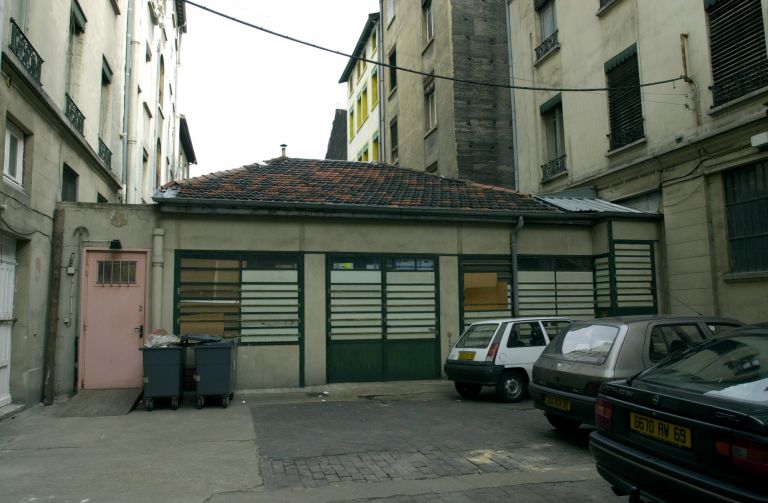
135 325 144 338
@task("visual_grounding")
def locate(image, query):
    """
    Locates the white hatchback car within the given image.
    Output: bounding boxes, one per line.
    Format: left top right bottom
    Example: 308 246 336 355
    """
444 317 572 402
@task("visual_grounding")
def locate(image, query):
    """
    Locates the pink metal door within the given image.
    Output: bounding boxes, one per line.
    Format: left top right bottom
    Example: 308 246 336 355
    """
80 250 148 389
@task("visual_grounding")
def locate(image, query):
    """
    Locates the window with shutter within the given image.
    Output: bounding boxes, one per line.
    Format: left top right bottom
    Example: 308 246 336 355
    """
605 45 644 150
707 0 768 107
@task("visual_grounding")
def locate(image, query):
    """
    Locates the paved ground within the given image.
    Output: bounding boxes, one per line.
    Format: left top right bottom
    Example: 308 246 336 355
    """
0 381 622 502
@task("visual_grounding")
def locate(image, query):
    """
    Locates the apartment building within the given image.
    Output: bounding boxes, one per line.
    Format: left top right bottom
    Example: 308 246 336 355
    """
379 0 516 186
0 0 192 408
507 0 768 321
340 13 382 163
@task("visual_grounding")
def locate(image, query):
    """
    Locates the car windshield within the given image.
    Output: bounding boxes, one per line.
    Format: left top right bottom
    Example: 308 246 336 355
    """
455 323 500 349
542 324 619 364
638 334 768 404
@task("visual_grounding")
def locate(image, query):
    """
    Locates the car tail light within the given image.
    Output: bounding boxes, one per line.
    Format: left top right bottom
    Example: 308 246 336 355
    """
584 381 603 397
715 436 768 476
485 342 500 362
595 398 613 432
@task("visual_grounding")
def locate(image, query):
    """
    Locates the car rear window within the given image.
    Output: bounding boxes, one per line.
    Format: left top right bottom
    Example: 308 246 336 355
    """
639 334 768 404
542 324 619 364
456 323 500 349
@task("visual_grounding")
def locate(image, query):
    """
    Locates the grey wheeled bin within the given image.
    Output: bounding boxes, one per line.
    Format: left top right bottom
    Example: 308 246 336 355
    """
140 345 185 411
192 338 237 408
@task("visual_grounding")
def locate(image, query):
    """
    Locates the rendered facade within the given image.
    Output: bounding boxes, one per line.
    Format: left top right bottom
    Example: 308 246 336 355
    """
507 0 768 321
379 0 516 186
340 13 382 163
0 0 192 407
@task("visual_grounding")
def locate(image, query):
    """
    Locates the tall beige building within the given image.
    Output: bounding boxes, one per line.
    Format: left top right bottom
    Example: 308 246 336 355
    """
0 0 193 408
507 0 768 321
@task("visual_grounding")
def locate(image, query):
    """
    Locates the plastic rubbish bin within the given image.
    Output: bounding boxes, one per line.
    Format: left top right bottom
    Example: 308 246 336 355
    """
192 338 238 408
140 345 185 411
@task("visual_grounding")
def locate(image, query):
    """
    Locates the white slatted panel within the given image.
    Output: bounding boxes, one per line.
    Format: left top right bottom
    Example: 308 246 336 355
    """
240 269 300 343
615 243 655 308
594 256 611 310
385 271 436 340
329 270 382 341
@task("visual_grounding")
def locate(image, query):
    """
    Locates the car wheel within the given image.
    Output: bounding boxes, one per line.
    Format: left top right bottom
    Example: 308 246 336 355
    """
454 382 482 399
545 413 581 431
496 371 526 403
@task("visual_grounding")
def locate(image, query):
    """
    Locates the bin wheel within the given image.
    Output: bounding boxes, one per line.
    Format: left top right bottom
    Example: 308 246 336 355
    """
171 397 179 410
145 398 154 412
196 396 204 409
222 396 229 408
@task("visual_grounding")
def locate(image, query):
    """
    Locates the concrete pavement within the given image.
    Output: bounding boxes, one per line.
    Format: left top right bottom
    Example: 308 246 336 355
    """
0 381 618 503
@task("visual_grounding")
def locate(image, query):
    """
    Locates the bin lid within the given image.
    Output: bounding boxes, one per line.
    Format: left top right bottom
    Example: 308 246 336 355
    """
193 338 238 348
181 333 223 344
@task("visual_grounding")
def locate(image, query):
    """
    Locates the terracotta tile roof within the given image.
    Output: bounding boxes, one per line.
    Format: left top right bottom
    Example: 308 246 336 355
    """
155 158 560 216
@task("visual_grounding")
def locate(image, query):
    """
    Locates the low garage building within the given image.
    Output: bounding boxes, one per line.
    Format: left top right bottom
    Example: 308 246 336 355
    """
52 158 660 394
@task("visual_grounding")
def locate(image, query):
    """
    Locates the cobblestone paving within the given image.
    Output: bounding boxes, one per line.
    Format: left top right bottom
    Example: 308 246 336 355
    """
262 446 530 488
251 398 602 494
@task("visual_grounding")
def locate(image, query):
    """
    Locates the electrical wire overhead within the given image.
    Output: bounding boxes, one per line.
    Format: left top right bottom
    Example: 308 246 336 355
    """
183 0 686 93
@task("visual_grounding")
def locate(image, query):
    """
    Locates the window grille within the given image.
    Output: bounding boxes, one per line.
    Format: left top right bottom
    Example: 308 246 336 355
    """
707 0 768 107
97 260 137 285
724 161 768 273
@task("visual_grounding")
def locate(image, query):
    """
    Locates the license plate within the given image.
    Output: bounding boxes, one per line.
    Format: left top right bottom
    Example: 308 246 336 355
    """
544 395 571 411
630 412 692 448
458 351 475 361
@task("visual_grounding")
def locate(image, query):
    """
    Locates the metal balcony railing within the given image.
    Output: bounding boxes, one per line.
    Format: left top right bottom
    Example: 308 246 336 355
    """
8 18 43 83
98 137 112 169
608 119 644 150
711 60 768 107
541 155 567 181
535 30 559 61
65 93 85 134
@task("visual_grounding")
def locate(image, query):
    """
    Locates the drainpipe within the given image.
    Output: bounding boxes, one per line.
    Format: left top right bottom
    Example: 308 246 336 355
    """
510 216 524 317
504 3 520 189
122 0 139 203
151 228 164 330
377 5 386 161
43 209 65 405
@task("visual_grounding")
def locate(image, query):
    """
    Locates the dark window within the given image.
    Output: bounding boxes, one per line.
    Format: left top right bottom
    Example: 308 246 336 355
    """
648 324 705 362
97 193 107 203
61 164 78 201
706 0 768 107
388 48 397 92
724 161 768 273
389 117 398 162
605 45 644 150
508 322 546 348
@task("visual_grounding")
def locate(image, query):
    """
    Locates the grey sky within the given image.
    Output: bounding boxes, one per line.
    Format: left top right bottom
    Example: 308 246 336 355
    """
179 0 379 177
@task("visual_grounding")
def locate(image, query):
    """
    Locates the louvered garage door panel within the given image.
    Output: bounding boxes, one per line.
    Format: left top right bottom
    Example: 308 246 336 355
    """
386 271 436 340
241 270 300 343
615 243 655 309
329 271 383 341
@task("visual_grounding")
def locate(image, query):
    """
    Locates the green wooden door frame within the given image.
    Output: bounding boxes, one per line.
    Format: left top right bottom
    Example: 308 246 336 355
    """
325 253 441 383
173 250 305 386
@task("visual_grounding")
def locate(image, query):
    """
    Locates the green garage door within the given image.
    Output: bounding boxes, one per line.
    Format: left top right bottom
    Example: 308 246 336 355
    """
327 255 440 382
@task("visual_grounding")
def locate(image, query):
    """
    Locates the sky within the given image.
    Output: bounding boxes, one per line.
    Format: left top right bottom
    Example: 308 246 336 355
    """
178 0 379 177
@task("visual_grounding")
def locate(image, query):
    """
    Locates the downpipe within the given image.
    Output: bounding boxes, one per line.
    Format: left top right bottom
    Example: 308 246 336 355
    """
510 217 524 317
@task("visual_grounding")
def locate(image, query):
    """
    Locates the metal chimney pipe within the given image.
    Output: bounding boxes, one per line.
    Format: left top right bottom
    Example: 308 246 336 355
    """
280 144 287 157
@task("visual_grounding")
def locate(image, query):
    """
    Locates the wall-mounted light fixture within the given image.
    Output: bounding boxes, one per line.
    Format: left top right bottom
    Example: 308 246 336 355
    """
109 239 122 250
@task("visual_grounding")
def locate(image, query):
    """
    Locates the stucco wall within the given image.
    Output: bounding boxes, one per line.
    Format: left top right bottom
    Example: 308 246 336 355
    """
56 204 663 392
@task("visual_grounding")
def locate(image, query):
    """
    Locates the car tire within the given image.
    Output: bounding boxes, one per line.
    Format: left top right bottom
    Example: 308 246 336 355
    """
496 371 527 403
545 413 581 431
454 382 482 399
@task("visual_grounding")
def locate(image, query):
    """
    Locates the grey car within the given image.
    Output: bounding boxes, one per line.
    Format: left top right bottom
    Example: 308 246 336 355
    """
528 315 743 431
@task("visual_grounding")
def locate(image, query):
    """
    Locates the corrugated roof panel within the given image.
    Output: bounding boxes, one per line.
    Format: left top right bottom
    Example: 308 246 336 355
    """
537 196 653 214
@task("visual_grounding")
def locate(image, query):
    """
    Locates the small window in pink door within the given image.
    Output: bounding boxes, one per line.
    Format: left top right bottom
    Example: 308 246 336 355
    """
80 251 147 390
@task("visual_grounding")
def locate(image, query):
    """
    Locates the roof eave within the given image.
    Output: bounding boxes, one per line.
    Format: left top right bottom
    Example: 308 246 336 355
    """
338 13 380 83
